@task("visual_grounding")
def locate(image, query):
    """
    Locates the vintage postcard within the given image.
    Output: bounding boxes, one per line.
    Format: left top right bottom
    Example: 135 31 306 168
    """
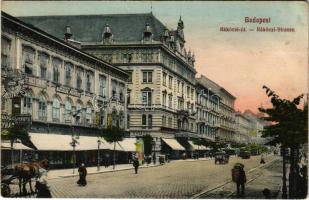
1 1 308 199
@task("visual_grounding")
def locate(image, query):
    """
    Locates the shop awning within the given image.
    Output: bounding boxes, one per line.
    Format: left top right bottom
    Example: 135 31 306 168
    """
162 138 185 151
29 133 111 151
1 141 33 150
117 138 137 152
188 141 201 151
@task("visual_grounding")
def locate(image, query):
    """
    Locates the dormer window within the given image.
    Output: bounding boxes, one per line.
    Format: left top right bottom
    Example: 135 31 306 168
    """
163 29 169 42
143 23 153 41
103 24 113 44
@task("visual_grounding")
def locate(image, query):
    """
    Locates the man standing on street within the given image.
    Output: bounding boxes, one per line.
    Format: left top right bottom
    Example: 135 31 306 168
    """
232 163 246 197
133 157 140 174
77 163 87 186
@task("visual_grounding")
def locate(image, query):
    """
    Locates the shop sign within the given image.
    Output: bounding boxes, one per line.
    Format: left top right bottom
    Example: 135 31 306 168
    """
56 86 81 97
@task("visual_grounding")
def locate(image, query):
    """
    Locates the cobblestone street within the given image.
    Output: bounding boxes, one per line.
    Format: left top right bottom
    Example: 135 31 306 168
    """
34 155 279 198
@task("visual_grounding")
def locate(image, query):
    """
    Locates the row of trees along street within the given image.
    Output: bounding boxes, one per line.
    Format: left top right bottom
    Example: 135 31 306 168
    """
258 86 308 199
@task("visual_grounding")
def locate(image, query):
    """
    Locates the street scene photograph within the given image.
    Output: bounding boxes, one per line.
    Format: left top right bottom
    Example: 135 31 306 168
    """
1 1 308 199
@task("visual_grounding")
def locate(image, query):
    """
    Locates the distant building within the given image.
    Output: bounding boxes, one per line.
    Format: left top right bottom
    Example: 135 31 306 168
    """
235 112 251 144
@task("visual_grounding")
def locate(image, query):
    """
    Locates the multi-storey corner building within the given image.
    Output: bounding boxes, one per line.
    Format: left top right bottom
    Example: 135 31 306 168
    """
1 12 129 167
20 13 197 154
196 75 236 143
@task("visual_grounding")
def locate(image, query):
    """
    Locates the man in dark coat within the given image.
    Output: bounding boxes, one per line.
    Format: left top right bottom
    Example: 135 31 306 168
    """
133 158 140 174
77 163 87 186
236 166 246 197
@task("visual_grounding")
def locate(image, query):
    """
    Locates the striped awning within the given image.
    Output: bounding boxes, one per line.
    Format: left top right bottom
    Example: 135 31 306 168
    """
162 138 185 151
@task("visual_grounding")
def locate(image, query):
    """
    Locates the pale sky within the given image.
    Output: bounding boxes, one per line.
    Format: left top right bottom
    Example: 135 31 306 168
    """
2 1 308 113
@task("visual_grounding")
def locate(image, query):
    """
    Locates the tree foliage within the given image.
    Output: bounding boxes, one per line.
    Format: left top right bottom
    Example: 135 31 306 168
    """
191 138 204 146
258 86 307 147
1 125 36 149
101 126 125 143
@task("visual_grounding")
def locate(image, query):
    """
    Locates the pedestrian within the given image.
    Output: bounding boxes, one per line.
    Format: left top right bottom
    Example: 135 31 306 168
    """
146 155 151 165
262 188 271 198
35 172 52 198
104 153 110 168
152 154 156 165
182 152 186 160
260 155 265 164
133 157 140 174
232 163 246 197
298 165 308 198
77 163 87 186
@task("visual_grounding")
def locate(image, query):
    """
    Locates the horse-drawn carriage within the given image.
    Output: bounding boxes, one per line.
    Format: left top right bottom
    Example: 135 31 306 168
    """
1 159 49 197
1 166 15 197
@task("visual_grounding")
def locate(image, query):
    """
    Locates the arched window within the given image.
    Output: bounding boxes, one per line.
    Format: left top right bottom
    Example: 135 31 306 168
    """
64 100 72 122
86 104 92 124
38 95 47 120
22 92 32 115
52 98 60 122
76 102 83 124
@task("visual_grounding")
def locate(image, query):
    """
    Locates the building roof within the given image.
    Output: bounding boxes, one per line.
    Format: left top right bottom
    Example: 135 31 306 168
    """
19 13 167 43
2 12 128 78
196 75 236 100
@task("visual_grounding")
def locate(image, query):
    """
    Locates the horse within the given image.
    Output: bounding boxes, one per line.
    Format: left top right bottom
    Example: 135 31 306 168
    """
14 159 49 195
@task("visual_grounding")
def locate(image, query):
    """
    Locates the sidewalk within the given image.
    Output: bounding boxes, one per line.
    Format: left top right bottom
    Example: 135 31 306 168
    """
46 157 212 179
229 158 282 199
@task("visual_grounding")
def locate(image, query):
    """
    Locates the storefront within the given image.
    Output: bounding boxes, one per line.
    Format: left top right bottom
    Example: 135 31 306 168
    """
161 138 186 159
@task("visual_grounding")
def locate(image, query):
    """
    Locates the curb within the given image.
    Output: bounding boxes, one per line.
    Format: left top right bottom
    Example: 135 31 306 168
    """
55 164 163 178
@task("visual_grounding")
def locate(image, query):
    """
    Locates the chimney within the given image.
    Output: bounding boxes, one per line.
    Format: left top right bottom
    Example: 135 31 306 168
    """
64 25 72 40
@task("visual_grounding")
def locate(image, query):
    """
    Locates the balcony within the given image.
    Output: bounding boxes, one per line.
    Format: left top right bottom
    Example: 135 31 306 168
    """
176 109 189 116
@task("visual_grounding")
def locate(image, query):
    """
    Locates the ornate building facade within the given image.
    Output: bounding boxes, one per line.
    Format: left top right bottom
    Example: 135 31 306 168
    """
20 13 198 153
1 12 128 167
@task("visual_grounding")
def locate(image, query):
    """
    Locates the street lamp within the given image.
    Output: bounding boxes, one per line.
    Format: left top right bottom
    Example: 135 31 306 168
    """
152 140 156 164
97 139 101 171
70 134 79 174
